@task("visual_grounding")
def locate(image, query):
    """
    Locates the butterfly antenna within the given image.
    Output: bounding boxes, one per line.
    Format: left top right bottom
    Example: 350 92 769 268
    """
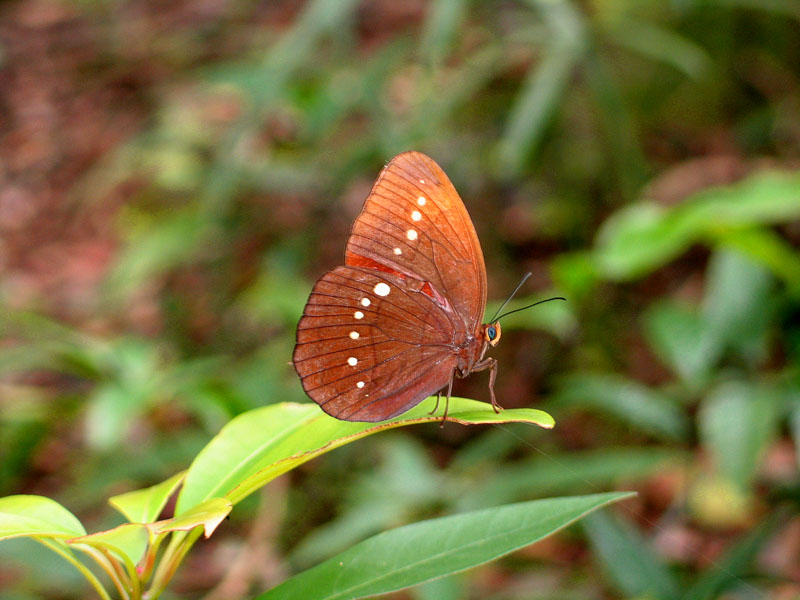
496 296 566 322
489 272 532 322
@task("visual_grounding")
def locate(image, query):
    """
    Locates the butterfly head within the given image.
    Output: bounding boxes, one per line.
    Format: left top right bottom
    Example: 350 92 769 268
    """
484 322 502 347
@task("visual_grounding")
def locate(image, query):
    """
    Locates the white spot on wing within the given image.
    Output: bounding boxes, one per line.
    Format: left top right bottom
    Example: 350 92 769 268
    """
374 282 391 296
419 179 425 184
356 381 365 389
393 247 402 255
354 311 364 319
347 357 358 366
411 210 422 221
417 196 426 206
361 298 370 307
349 331 359 339
406 229 418 241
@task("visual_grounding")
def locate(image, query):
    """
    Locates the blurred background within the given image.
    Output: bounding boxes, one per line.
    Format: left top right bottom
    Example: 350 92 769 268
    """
1 0 799 598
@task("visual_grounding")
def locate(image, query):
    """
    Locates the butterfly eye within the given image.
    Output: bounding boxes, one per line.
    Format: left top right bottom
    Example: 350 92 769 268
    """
485 323 501 346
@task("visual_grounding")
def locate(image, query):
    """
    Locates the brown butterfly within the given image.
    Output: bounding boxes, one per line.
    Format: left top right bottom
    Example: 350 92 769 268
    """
293 152 556 422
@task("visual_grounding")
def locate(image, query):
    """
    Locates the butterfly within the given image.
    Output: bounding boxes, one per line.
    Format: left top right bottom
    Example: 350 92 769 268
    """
293 151 548 422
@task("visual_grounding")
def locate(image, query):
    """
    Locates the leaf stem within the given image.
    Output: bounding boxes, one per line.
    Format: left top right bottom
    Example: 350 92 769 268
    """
37 538 113 600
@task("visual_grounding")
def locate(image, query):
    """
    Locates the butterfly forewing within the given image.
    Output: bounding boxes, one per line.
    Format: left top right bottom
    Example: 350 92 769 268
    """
293 266 459 421
344 152 487 328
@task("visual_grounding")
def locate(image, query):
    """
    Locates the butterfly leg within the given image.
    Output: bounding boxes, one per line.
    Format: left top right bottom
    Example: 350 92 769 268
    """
429 390 442 415
472 358 501 413
439 373 454 427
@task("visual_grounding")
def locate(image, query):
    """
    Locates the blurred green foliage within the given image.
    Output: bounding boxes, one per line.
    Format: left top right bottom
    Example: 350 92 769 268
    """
1 0 799 597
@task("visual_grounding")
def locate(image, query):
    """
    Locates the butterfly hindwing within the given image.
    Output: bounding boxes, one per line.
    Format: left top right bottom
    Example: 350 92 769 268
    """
293 266 459 421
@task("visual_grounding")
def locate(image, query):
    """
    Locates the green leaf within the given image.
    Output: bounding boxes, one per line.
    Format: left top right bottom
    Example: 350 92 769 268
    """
415 574 464 600
176 399 554 514
420 0 468 65
207 0 362 104
290 437 441 568
644 300 719 386
596 202 693 280
554 374 690 441
68 523 149 566
257 492 634 600
0 495 86 540
448 427 524 471
458 448 683 510
710 0 800 23
0 311 102 379
584 52 648 200
497 0 587 176
714 226 800 295
410 45 502 141
608 19 712 78
497 49 578 177
595 171 800 280
698 381 780 489
240 248 311 326
195 0 363 220
485 292 576 338
550 251 600 300
791 398 800 468
689 168 800 222
583 510 681 600
85 339 163 450
109 471 186 524
104 209 207 300
645 249 775 383
683 511 783 600
702 249 773 362
0 498 112 598
153 498 232 538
